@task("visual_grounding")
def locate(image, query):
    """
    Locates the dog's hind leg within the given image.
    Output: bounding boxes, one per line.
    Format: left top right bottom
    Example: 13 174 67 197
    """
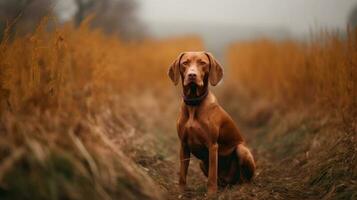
236 144 255 182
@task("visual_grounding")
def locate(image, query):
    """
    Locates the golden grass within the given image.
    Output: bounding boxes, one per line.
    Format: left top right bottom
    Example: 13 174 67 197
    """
223 31 357 200
0 18 204 199
1 14 356 199
227 31 357 130
0 17 204 113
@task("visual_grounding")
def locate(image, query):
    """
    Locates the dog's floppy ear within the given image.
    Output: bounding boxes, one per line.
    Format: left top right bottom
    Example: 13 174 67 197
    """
168 52 184 85
205 52 223 86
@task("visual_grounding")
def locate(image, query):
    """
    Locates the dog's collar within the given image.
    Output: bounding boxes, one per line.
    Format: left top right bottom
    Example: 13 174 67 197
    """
182 89 209 106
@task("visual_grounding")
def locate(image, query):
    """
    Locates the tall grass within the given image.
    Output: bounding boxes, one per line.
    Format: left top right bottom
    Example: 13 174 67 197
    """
0 17 203 113
225 31 357 199
0 18 204 199
227 31 356 131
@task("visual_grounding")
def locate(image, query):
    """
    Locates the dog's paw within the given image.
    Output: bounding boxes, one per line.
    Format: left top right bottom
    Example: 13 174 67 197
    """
207 187 218 197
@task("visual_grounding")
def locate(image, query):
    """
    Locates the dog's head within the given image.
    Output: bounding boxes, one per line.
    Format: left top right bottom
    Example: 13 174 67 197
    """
168 52 223 89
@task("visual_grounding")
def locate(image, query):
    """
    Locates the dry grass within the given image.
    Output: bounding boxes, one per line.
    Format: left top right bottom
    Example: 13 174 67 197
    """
0 17 204 199
1 15 356 200
227 31 356 132
222 30 357 199
0 17 203 112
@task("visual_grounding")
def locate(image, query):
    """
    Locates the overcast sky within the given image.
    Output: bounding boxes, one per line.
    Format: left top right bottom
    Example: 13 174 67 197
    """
137 0 357 35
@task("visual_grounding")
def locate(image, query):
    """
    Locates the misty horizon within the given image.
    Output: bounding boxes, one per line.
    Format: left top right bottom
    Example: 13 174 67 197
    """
137 0 357 35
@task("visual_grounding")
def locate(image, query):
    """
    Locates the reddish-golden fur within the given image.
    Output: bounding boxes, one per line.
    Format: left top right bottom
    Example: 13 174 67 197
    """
168 52 255 195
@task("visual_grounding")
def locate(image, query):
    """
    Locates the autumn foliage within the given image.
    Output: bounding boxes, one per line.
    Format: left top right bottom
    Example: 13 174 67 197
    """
0 18 203 199
0 16 356 199
227 32 357 130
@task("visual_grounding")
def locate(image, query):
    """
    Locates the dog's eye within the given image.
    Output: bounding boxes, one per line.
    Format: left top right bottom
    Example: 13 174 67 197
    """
182 61 189 66
199 61 207 65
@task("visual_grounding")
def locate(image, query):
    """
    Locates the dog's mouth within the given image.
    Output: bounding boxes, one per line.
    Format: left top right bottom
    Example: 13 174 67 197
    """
185 82 201 96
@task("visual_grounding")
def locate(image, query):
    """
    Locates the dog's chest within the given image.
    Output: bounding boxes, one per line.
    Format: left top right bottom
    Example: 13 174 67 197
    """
182 110 209 149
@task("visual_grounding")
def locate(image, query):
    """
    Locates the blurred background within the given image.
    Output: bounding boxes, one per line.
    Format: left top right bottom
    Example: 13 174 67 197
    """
1 0 357 55
137 0 357 58
0 0 356 200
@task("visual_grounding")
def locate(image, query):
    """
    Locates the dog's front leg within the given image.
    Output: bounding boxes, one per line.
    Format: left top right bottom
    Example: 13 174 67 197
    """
179 142 190 190
208 143 218 195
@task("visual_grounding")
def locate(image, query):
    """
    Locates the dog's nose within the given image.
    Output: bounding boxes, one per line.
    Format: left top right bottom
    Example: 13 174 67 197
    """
188 73 197 79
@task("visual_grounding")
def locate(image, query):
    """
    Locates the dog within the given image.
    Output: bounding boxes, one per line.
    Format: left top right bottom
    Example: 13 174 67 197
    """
168 52 256 195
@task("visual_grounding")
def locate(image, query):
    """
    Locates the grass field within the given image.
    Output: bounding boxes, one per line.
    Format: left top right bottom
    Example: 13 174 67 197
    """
0 18 356 199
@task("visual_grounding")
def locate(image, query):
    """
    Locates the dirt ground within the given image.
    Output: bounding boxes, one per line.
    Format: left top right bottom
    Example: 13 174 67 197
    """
130 90 357 200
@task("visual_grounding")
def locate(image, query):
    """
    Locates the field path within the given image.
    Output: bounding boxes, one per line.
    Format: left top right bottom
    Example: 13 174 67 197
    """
133 103 311 200
130 86 355 200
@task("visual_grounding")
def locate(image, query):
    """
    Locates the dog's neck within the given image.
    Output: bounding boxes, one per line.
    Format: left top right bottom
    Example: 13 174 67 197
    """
182 84 209 106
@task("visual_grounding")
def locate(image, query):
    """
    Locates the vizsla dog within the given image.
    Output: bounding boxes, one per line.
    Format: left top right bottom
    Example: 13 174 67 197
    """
168 52 256 195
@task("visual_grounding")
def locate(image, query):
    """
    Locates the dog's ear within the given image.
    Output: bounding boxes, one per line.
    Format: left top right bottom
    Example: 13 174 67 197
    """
205 52 223 86
168 53 184 85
